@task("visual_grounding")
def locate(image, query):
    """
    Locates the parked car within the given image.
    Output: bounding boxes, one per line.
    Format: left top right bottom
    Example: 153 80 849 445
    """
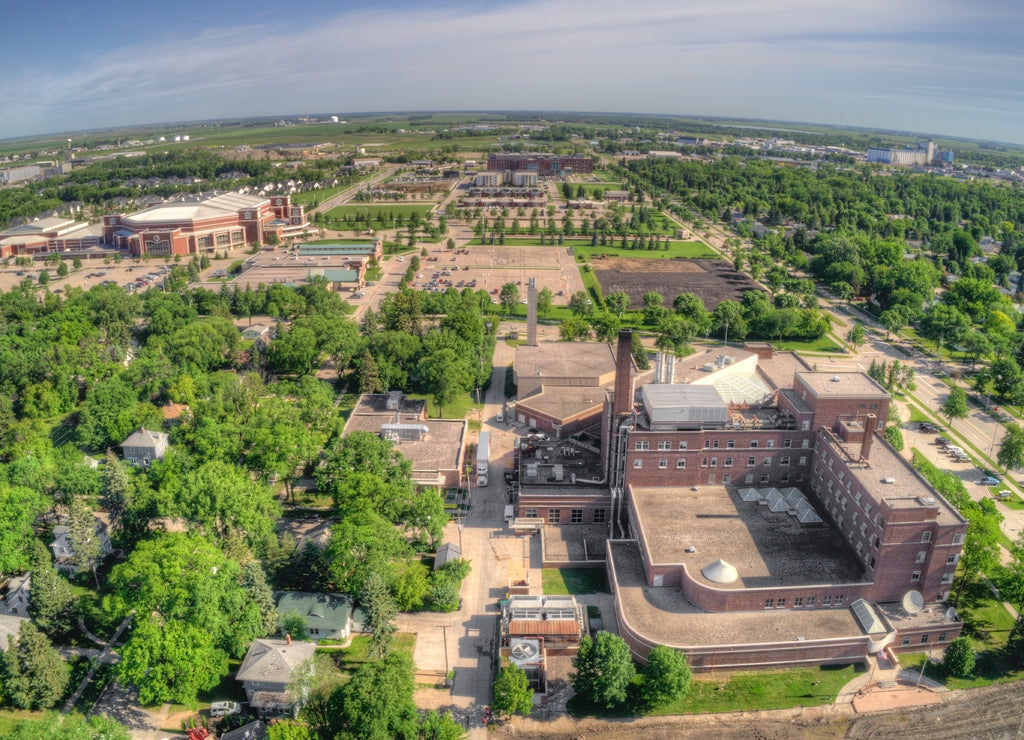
980 476 1000 486
210 701 241 717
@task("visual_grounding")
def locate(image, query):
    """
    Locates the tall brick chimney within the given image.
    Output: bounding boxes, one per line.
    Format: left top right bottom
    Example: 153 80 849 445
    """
613 329 634 420
861 414 877 461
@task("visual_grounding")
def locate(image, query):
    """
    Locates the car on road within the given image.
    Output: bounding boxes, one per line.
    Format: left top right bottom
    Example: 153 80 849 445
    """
980 476 1000 486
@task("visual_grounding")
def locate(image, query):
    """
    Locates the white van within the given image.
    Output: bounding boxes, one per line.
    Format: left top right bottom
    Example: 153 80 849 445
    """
210 701 241 717
496 410 504 423
504 505 515 524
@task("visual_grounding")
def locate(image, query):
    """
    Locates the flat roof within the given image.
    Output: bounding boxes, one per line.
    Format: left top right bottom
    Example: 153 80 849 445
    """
515 342 617 382
343 415 465 478
515 385 604 420
798 372 889 399
756 351 813 391
630 485 867 589
611 541 869 647
821 432 965 527
124 192 267 225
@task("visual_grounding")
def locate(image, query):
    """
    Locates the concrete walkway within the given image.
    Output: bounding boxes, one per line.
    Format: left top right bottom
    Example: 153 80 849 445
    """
835 654 948 713
61 614 132 714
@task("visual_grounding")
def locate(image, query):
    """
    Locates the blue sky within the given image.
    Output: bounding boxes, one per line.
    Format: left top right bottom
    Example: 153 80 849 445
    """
4 0 1024 145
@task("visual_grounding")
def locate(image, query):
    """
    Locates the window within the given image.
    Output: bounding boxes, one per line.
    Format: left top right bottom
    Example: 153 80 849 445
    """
548 509 561 524
806 596 815 607
834 595 844 605
658 441 671 451
921 531 932 543
571 509 583 524
724 457 733 467
795 597 803 607
676 459 686 469
823 595 832 605
920 635 930 644
763 457 772 466
941 573 953 584
748 457 756 467
911 571 921 582
708 474 715 484
802 420 810 431
765 599 774 609
780 473 789 483
938 633 947 643
799 456 807 466
874 537 881 549
766 439 774 449
727 439 735 448
952 534 964 545
723 474 731 484
634 459 643 469
635 441 649 451
902 636 912 647
917 551 927 563
760 472 770 484
658 459 668 469
946 554 958 566
710 457 718 467
750 440 759 449
745 474 754 484
796 473 804 482
784 438 792 448
870 557 875 568
780 456 790 466
776 598 786 608
679 441 688 450
704 439 711 449
525 508 538 518
701 457 709 468
713 440 720 449
593 509 606 524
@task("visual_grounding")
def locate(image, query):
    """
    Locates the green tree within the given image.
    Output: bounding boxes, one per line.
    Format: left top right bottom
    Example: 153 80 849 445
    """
711 300 746 341
998 424 1024 473
418 711 465 740
68 497 104 588
362 571 397 659
326 651 419 740
0 482 45 578
280 611 310 641
536 287 554 317
492 663 534 717
940 386 969 428
952 499 1003 606
882 424 904 451
641 645 692 708
417 348 473 417
0 621 70 709
571 632 636 709
942 636 976 677
846 323 866 348
241 560 279 638
499 283 520 312
266 720 314 740
56 261 69 278
28 542 75 638
605 291 630 319
99 451 133 533
568 291 594 317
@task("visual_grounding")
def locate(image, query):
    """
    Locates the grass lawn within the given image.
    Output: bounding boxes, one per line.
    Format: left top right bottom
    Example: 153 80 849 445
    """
541 568 609 595
906 404 933 423
575 241 717 260
567 663 864 717
404 390 480 420
291 185 351 206
329 633 417 669
769 336 843 353
325 204 435 221
0 710 43 735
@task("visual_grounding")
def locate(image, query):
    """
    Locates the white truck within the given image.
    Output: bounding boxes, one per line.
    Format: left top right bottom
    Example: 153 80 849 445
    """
477 432 490 487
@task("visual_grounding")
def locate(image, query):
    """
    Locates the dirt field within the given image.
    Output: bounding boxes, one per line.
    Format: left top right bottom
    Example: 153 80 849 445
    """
498 681 1024 739
592 257 761 311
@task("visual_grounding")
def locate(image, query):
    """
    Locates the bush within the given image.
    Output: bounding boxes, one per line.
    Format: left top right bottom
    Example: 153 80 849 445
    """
942 636 976 677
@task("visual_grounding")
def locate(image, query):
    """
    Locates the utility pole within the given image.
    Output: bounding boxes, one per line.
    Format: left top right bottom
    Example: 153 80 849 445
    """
440 624 450 678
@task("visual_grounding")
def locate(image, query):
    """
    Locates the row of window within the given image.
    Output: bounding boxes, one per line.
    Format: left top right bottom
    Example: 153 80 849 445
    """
902 633 947 646
524 508 607 524
765 594 844 609
636 438 811 451
635 457 807 470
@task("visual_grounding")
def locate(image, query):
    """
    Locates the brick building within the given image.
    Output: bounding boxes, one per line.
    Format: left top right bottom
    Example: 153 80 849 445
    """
104 192 307 257
486 153 594 176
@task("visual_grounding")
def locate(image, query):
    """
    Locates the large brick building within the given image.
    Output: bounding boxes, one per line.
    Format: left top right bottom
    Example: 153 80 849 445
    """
103 192 307 256
512 331 966 670
486 153 594 176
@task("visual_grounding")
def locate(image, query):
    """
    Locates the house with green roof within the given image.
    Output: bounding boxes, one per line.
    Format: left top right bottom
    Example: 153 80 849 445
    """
274 591 364 642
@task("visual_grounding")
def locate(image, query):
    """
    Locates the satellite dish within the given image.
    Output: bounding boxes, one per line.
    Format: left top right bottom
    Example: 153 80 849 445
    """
902 590 924 614
945 607 958 620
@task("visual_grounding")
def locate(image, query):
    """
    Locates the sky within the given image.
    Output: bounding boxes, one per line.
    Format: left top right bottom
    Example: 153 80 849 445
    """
4 0 1024 145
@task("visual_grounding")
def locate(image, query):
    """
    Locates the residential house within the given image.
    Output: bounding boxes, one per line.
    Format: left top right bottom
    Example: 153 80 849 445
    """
121 427 169 467
274 591 359 642
0 614 29 652
0 574 31 618
236 637 316 717
220 721 267 740
51 519 113 575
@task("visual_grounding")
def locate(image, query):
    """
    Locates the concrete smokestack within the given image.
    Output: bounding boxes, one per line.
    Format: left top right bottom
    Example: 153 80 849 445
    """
613 329 634 420
527 278 537 346
861 414 877 461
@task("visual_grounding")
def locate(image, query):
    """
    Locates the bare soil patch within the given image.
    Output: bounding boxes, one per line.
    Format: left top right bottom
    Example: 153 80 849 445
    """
592 258 760 311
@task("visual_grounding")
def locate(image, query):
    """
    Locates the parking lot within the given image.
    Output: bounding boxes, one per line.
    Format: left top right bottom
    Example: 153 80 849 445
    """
0 256 181 297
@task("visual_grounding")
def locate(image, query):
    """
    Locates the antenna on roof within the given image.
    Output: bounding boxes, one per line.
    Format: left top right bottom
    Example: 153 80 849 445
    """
901 590 924 615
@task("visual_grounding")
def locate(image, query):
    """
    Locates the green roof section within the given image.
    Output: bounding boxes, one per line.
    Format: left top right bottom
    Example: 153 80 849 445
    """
310 269 360 283
274 591 354 635
298 242 378 256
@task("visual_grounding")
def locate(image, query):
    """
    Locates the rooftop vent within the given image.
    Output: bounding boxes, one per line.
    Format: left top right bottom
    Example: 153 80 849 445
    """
831 375 841 382
882 477 896 484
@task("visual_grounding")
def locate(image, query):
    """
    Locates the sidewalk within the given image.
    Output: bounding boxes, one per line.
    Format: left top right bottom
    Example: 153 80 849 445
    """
835 655 948 713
